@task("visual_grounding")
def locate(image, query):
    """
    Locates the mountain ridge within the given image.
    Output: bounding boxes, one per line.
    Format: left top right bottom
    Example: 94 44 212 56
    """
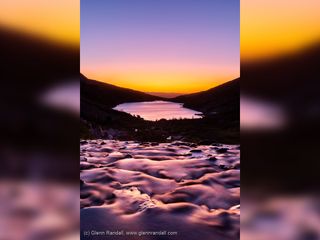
172 78 239 115
80 73 239 143
81 73 239 113
81 74 163 108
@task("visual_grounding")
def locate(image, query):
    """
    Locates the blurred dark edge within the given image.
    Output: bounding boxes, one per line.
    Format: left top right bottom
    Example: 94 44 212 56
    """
241 41 320 194
0 26 79 183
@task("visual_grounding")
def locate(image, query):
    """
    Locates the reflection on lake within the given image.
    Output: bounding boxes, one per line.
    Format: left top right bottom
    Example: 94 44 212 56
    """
113 101 203 121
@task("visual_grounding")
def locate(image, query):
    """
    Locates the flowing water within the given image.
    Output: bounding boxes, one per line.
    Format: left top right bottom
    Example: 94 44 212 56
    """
80 140 240 239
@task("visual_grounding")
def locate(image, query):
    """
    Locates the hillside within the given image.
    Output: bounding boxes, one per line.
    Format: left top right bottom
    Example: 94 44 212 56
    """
173 79 239 117
81 74 161 108
241 42 320 191
242 43 320 102
80 74 239 143
0 27 79 181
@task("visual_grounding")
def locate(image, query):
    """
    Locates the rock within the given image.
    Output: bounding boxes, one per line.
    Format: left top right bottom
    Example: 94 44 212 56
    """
190 149 202 153
216 148 228 153
80 140 88 144
80 156 87 161
99 147 113 153
219 164 230 170
124 154 133 158
208 157 217 161
107 193 116 200
110 181 122 189
166 148 176 152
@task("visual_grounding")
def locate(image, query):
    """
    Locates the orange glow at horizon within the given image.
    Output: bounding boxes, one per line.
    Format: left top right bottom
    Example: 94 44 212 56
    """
82 62 238 93
0 0 79 46
83 71 238 94
81 55 239 94
241 0 320 60
81 1 239 94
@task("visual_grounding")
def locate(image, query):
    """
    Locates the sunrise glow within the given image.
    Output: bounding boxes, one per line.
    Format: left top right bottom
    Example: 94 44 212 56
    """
81 0 240 93
0 0 79 46
241 0 320 60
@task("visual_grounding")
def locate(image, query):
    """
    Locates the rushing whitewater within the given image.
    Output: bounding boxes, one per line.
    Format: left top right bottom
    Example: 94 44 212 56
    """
80 140 240 239
113 100 203 121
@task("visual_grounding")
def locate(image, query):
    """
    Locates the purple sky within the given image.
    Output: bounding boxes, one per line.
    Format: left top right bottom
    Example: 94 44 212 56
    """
81 0 239 93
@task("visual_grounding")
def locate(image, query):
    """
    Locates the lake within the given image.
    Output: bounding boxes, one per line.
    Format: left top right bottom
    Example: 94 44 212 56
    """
113 100 203 121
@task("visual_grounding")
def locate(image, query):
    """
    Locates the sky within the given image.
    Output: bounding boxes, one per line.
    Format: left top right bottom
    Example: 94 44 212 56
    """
0 0 79 46
0 1 319 82
81 0 240 93
241 0 320 60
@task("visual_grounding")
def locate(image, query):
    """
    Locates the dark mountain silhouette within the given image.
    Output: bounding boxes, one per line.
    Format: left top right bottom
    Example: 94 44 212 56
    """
241 42 320 192
1 27 78 99
81 74 161 137
172 79 239 117
147 92 183 98
80 74 239 143
81 73 239 117
81 73 162 108
0 27 79 181
242 42 320 104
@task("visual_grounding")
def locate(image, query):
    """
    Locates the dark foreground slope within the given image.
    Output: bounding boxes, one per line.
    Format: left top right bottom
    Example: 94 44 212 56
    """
81 74 162 137
173 79 239 117
81 74 239 143
0 27 79 181
241 42 320 192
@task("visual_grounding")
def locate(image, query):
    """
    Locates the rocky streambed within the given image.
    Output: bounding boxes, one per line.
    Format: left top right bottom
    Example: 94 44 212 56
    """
80 140 240 239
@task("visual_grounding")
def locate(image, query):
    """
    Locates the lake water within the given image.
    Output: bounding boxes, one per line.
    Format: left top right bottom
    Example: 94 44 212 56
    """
113 100 203 121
